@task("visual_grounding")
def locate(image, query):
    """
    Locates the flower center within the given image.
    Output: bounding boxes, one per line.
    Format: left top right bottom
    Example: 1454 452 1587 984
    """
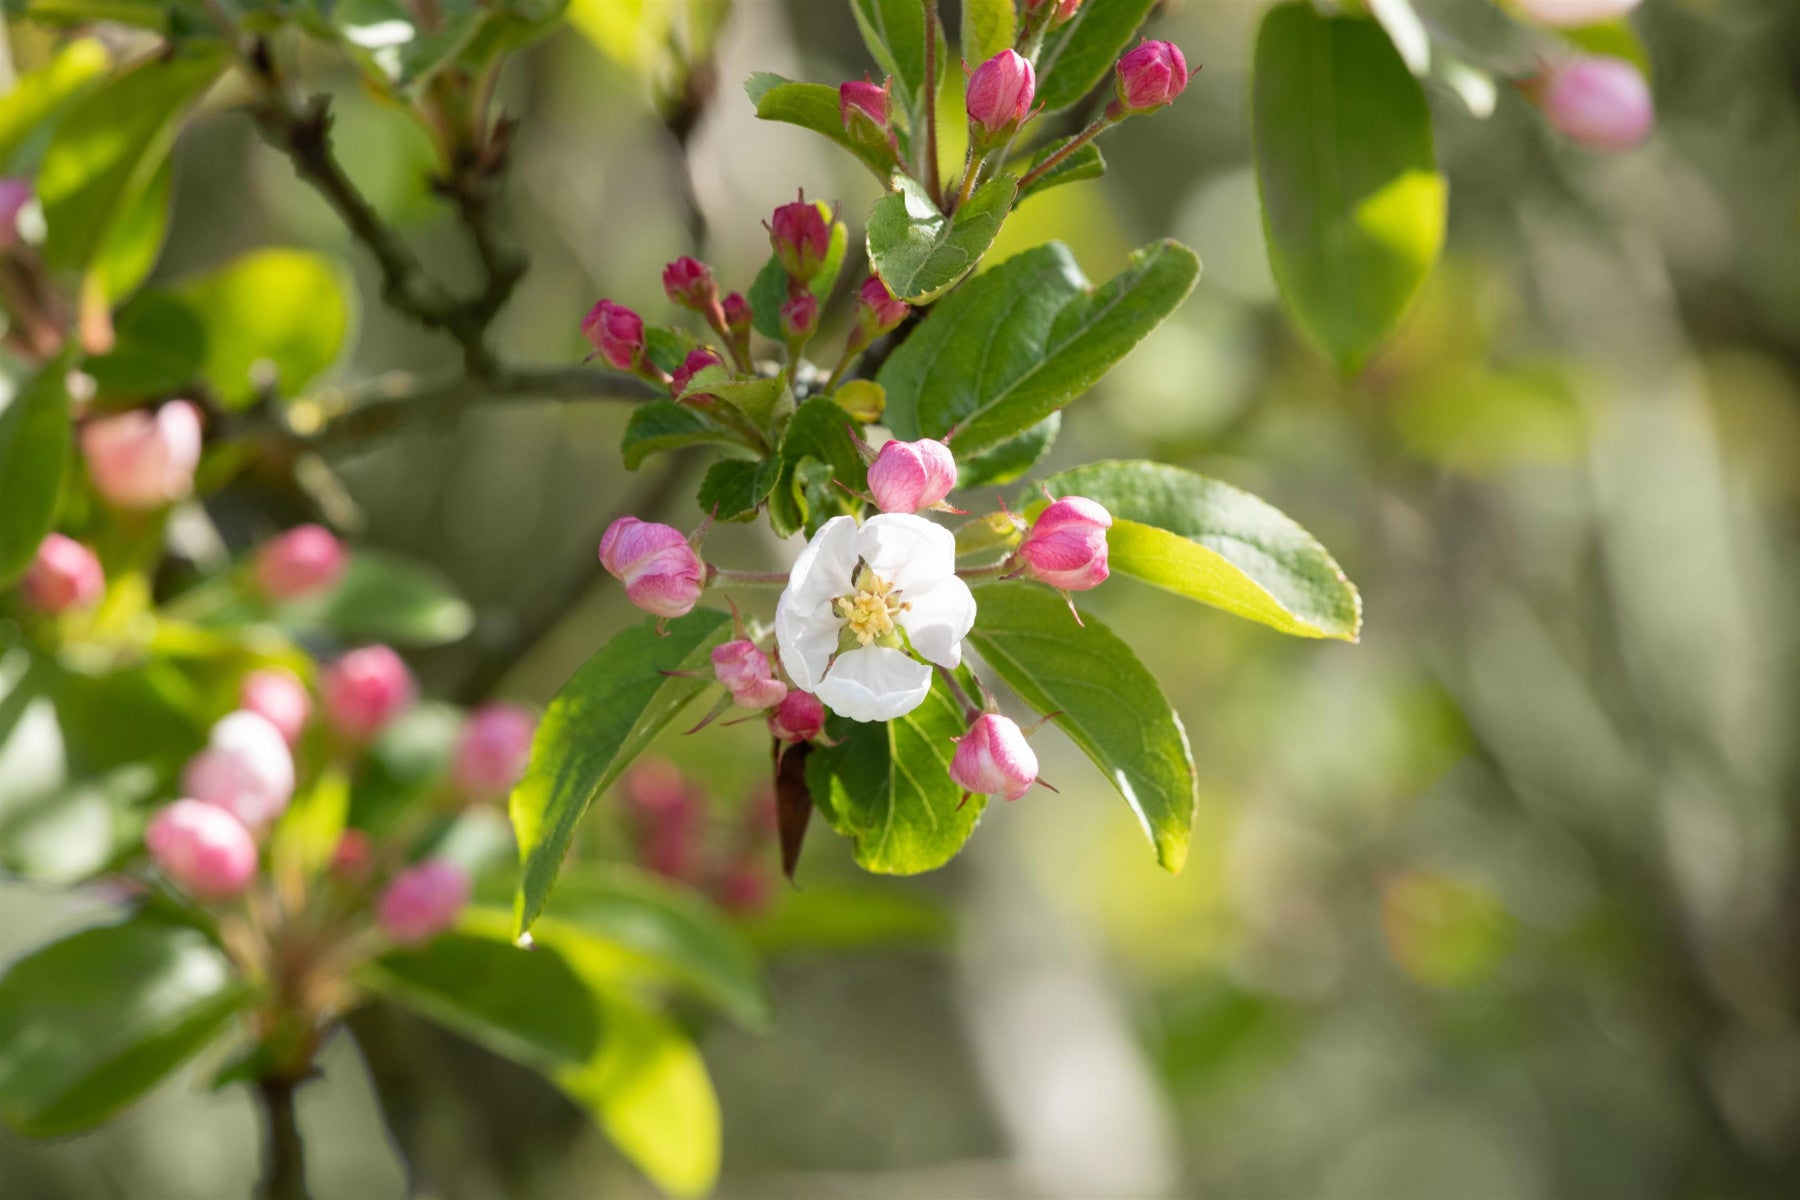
833 565 909 648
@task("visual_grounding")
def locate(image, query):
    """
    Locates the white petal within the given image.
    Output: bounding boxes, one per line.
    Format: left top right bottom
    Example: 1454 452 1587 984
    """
775 595 839 691
815 646 932 722
786 516 860 611
897 574 976 669
856 513 955 591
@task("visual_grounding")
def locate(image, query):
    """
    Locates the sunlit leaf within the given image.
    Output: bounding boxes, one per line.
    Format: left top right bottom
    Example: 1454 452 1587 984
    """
176 248 354 409
868 173 1015 304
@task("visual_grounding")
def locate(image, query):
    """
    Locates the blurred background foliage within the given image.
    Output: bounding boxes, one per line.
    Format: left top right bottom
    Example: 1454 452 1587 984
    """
2 0 1798 1195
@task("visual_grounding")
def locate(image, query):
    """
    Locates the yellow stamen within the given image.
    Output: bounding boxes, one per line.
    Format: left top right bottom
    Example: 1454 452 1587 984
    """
833 568 910 647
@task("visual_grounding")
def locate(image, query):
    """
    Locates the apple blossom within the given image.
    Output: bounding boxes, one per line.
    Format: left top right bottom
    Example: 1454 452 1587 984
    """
1018 496 1112 591
377 859 470 944
712 640 788 709
239 669 311 745
20 534 103 613
255 524 347 600
599 516 706 618
321 645 414 740
867 438 957 514
182 710 296 831
80 400 203 510
949 713 1039 802
146 799 258 900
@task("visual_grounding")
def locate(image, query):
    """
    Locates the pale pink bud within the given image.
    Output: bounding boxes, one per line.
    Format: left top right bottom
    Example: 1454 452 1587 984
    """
662 256 718 312
599 516 706 619
239 669 311 746
80 400 202 510
582 299 645 370
768 690 826 743
182 710 296 830
378 859 470 945
254 524 347 600
779 290 819 340
1513 0 1642 28
949 712 1038 801
966 50 1036 143
1539 56 1654 151
451 703 537 797
20 534 103 613
867 438 957 514
146 799 258 900
768 193 833 282
1019 495 1111 591
712 640 789 709
0 178 31 250
855 274 909 339
320 645 414 740
1114 41 1189 114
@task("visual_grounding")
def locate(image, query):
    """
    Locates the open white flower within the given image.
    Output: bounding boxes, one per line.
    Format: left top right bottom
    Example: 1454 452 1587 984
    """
775 514 977 723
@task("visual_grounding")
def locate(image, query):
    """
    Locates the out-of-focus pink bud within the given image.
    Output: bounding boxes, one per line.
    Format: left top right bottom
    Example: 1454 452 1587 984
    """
779 291 819 340
582 299 646 371
239 669 311 746
1024 0 1083 27
183 711 296 831
320 645 414 741
255 524 347 600
662 256 718 312
80 400 203 510
949 712 1039 801
599 517 706 619
1019 495 1111 591
146 799 258 900
451 703 537 797
768 194 833 283
713 855 774 915
378 859 470 945
1113 40 1189 115
623 759 704 882
20 534 103 613
670 346 724 401
1514 0 1642 27
867 438 957 514
854 275 909 340
0 178 31 250
768 690 826 743
712 640 789 709
966 50 1036 144
721 292 752 337
1538 56 1654 151
330 829 373 880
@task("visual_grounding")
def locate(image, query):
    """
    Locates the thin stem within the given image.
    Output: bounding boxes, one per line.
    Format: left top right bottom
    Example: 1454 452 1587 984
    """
956 557 1015 581
949 146 986 213
255 1075 310 1200
1013 115 1112 195
935 663 983 722
709 568 791 588
920 0 943 201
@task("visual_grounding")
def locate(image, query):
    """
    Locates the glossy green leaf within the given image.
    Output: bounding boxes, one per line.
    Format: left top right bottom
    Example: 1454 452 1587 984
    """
744 73 894 179
511 609 733 935
774 396 869 536
0 39 110 171
1253 4 1446 373
696 457 779 522
1017 137 1106 203
0 916 246 1136
866 172 1016 304
1033 0 1157 113
83 291 205 401
879 240 1199 457
957 413 1060 489
968 584 1196 872
0 366 72 588
90 160 171 305
962 0 1016 64
176 249 353 409
1037 460 1362 641
621 401 739 470
280 549 474 647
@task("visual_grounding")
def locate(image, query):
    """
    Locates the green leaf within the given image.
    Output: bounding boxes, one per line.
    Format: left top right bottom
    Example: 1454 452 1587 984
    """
0 916 246 1136
696 457 779 522
279 549 474 647
82 291 206 401
1561 19 1652 78
621 401 738 470
176 249 354 409
677 364 787 430
1017 138 1106 203
1252 3 1446 373
511 609 733 936
849 0 931 126
867 172 1016 305
967 584 1197 872
744 73 893 179
805 672 985 874
878 240 1199 457
961 0 1016 64
746 209 849 340
1033 0 1157 114
773 396 869 535
956 413 1060 489
0 365 72 588
1037 461 1362 642
273 767 350 879
0 38 110 171
89 159 171 305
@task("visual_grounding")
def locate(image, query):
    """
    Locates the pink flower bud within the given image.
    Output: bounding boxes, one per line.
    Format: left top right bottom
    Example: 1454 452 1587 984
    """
1019 495 1112 591
623 759 704 882
254 524 347 600
599 516 706 619
451 703 537 797
378 859 470 945
1114 40 1189 114
1513 0 1641 28
721 292 752 336
80 400 202 510
768 193 833 283
662 256 718 312
966 50 1036 143
239 669 311 746
0 178 31 250
320 645 414 741
713 856 774 915
182 710 296 830
20 534 103 613
768 690 826 743
330 829 373 880
1539 56 1654 151
779 290 819 340
839 75 894 144
867 438 957 514
582 299 646 371
712 640 789 710
146 799 258 900
949 712 1039 801
855 274 909 339
670 346 724 401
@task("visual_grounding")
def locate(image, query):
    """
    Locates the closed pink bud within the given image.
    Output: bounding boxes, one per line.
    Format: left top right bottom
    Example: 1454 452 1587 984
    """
670 346 724 401
662 256 718 311
1539 56 1654 151
20 534 103 613
1513 0 1641 27
378 859 470 945
239 669 311 746
1025 0 1082 22
330 829 373 880
768 193 833 282
712 640 789 709
599 516 706 619
146 799 258 900
721 292 752 335
867 438 957 514
839 76 893 134
1019 495 1112 591
582 299 646 370
714 856 774 915
949 713 1038 801
855 275 909 339
779 290 819 339
1114 40 1188 114
966 50 1036 142
0 178 31 250
255 524 347 600
451 703 537 797
183 710 296 830
80 399 202 510
768 690 826 743
321 645 414 740
623 759 705 882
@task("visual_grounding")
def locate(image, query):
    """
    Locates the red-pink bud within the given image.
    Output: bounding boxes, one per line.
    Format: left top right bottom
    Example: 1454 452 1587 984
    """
623 759 705 882
867 438 957 514
255 524 347 600
949 713 1039 801
1538 56 1654 151
451 703 537 797
1114 40 1188 114
966 50 1036 143
1024 0 1083 23
779 290 819 340
20 534 103 613
182 710 296 831
599 516 706 619
662 256 718 312
239 669 311 746
768 690 826 743
855 275 909 339
146 799 258 900
80 400 203 510
1513 0 1642 27
582 299 646 370
768 193 833 283
1019 495 1112 591
0 178 31 251
378 859 470 945
839 75 894 139
321 645 414 741
670 346 724 401
713 855 774 915
712 639 789 709
721 292 752 335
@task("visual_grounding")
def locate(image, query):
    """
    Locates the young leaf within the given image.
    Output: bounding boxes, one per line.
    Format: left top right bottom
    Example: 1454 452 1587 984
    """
511 609 733 935
0 364 71 588
278 550 474 647
1036 460 1363 641
696 457 780 522
1016 138 1106 203
744 73 894 179
962 0 1016 65
967 585 1197 872
866 173 1016 305
677 364 787 430
1253 3 1446 373
621 401 738 470
175 249 354 409
1033 0 1158 113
